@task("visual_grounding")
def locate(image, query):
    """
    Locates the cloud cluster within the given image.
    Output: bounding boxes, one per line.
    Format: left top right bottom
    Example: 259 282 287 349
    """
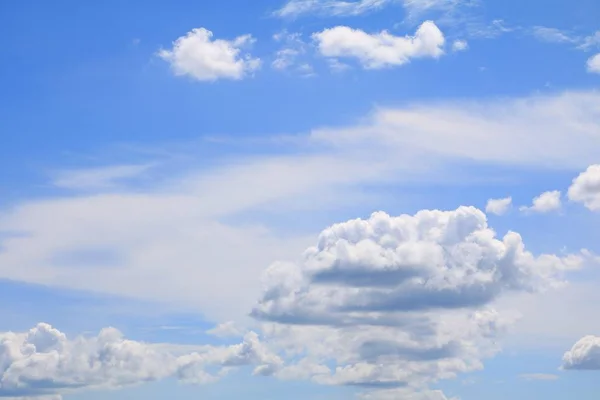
0 323 280 398
158 28 261 81
313 21 445 69
251 206 586 397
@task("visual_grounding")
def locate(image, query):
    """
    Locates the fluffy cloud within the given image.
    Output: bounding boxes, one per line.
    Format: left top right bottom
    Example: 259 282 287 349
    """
1 91 600 326
312 21 445 69
158 28 261 81
0 323 280 398
562 335 600 370
252 206 586 397
587 54 600 74
274 0 393 18
451 39 468 52
568 164 600 211
485 197 512 216
519 191 561 214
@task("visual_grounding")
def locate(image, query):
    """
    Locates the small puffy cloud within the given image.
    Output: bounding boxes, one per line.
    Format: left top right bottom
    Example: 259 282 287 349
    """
568 164 600 211
274 0 392 18
252 206 586 397
158 28 261 81
562 335 600 370
519 373 559 381
0 323 281 398
312 21 445 69
451 39 469 52
519 191 561 214
485 197 512 216
587 54 600 74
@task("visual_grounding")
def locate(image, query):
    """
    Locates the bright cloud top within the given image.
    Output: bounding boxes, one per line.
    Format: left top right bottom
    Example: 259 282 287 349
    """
519 190 562 214
568 164 600 211
0 323 280 398
312 21 445 69
485 197 512 215
587 54 600 74
562 335 600 370
158 28 261 81
252 206 587 397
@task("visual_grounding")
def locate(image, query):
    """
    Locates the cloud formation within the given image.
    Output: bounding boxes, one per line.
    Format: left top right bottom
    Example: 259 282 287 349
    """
519 191 561 214
485 197 512 216
568 164 600 211
0 323 280 398
312 21 445 69
1 91 600 326
588 54 600 74
158 28 261 81
274 0 393 18
562 335 600 370
252 206 587 397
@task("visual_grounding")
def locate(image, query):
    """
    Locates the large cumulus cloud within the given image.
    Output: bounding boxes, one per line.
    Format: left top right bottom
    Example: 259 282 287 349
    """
251 206 588 397
0 323 281 398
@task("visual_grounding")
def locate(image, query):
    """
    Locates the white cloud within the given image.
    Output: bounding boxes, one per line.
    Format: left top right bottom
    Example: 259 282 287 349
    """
158 28 261 81
451 39 468 52
531 26 577 44
485 197 512 215
312 21 445 69
587 53 600 74
562 335 600 370
568 164 600 211
1 91 600 326
519 191 561 214
578 32 600 51
252 206 586 397
0 323 280 398
207 322 243 338
519 373 559 381
52 164 153 190
274 0 393 18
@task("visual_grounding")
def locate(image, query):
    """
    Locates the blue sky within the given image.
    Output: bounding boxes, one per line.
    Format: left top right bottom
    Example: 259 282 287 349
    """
1 0 600 399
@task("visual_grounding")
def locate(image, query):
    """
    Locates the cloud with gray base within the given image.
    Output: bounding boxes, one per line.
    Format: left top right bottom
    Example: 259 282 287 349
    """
0 323 281 398
562 335 600 370
251 206 589 398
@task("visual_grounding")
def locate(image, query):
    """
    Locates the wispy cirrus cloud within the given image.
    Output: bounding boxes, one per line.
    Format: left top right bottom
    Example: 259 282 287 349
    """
274 0 394 18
